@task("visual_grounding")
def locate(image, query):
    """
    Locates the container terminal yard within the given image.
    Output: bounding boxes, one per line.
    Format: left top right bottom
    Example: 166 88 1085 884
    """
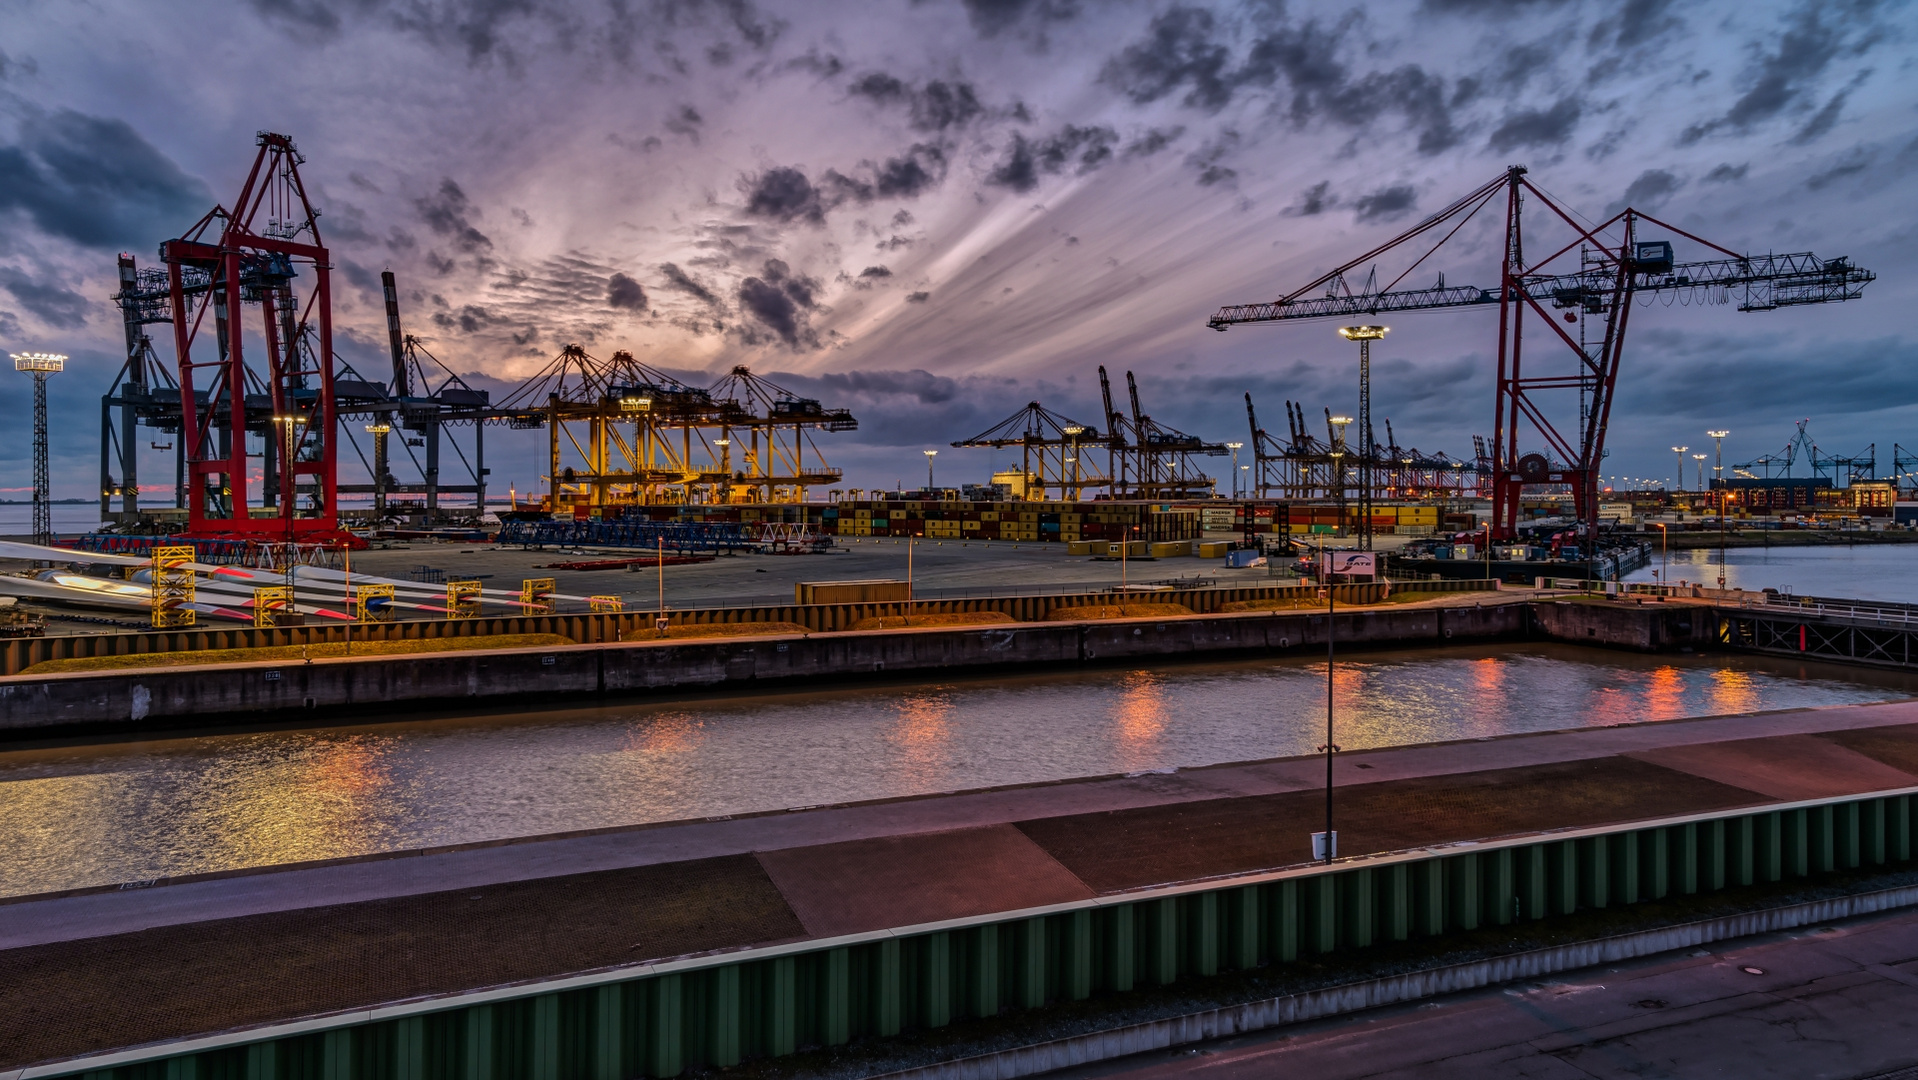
8 130 1918 1080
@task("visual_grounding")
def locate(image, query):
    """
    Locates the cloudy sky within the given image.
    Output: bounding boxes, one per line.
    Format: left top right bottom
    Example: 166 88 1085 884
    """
0 0 1912 504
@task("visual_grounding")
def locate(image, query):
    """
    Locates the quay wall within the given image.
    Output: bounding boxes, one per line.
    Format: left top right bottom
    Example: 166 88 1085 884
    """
0 602 1527 738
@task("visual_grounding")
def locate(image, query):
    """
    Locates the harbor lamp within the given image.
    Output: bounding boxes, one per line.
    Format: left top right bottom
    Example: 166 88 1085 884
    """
1064 425 1086 498
923 449 937 491
1225 442 1244 498
1707 430 1730 588
1329 415 1352 535
12 351 65 549
1671 446 1689 492
1338 326 1387 551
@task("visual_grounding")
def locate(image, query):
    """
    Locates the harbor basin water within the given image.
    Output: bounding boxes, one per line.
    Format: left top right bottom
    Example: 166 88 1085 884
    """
1 643 1912 897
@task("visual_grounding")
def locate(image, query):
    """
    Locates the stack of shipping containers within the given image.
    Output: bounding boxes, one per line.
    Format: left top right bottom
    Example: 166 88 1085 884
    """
828 500 1201 544
1225 503 1443 538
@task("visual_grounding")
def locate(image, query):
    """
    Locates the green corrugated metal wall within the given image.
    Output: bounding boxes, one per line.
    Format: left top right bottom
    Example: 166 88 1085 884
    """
48 791 1914 1080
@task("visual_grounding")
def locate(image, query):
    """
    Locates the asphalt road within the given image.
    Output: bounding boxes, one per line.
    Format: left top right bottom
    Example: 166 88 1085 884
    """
1048 906 1918 1080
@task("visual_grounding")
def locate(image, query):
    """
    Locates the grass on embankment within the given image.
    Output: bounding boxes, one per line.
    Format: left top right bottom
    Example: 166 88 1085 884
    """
25 634 579 675
637 622 812 640
1043 603 1196 621
849 612 1018 631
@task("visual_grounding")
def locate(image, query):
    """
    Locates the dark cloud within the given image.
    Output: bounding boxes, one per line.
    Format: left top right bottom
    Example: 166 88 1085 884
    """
1791 75 1866 144
741 165 825 224
849 74 985 132
1353 184 1417 223
1589 0 1682 49
1123 127 1182 157
959 0 1080 37
1100 6 1235 112
859 266 892 278
986 126 1118 193
1185 131 1240 187
415 179 492 252
1805 147 1873 190
873 144 949 198
659 262 721 306
0 108 210 249
1704 163 1749 183
1487 98 1582 152
743 146 948 224
664 105 703 144
247 0 344 32
433 302 505 334
1419 0 1574 10
1681 3 1877 144
1291 180 1333 216
735 258 821 348
1618 168 1680 210
607 272 647 311
987 136 1041 193
906 291 930 303
0 269 90 329
1102 8 1462 154
385 0 558 63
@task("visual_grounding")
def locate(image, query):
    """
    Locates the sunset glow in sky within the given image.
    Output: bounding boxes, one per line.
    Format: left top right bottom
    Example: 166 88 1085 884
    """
0 0 1912 498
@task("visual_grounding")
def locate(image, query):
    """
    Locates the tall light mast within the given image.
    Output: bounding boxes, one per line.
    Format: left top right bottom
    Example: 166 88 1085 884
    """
12 351 66 548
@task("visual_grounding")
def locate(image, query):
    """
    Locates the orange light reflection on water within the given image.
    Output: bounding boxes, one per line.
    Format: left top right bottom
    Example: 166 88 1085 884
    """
624 713 706 756
887 690 955 785
1709 669 1760 715
1113 671 1167 765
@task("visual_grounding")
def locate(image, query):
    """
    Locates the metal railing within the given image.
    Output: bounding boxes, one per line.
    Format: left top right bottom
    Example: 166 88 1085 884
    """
28 787 1916 1080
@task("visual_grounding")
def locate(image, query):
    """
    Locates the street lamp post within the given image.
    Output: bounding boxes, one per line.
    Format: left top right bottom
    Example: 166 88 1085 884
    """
1328 415 1352 537
1225 441 1243 498
1708 430 1730 589
1338 326 1388 551
273 415 302 622
366 423 392 519
1064 425 1085 501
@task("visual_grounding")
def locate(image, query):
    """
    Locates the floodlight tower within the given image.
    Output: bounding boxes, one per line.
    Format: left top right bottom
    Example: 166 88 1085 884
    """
1338 326 1387 550
1225 442 1244 497
12 352 66 548
923 449 937 492
1693 453 1708 492
1671 446 1689 492
1707 430 1729 485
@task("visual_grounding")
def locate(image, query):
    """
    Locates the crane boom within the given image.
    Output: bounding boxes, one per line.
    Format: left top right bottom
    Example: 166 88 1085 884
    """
1209 252 1873 328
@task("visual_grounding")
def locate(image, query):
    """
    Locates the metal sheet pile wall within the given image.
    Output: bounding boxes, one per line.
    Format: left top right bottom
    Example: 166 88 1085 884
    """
32 791 1916 1079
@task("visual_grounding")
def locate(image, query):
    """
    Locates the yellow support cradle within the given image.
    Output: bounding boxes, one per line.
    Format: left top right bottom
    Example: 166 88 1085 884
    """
150 545 196 628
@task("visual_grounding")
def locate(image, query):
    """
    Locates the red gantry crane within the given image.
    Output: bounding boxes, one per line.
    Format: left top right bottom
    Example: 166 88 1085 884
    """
161 132 342 541
1208 166 1874 541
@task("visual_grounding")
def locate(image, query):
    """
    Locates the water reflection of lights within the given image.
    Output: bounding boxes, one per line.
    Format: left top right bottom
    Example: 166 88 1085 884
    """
888 690 955 784
1 647 1903 897
1645 666 1685 718
624 713 705 755
1709 669 1759 716
1114 671 1167 754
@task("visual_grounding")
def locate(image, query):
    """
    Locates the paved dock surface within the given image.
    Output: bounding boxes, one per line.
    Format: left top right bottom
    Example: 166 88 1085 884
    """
5 700 1918 1070
1055 903 1918 1080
